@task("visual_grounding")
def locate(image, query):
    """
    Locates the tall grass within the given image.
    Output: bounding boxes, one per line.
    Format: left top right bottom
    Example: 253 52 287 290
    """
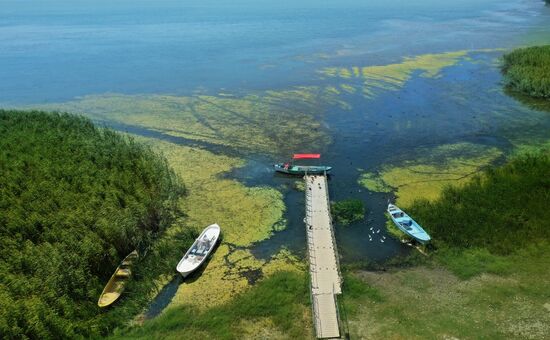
0 110 189 338
409 153 550 255
502 45 550 98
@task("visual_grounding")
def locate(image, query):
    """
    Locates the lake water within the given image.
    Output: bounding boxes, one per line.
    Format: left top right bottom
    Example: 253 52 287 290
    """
2 0 550 264
2 0 548 104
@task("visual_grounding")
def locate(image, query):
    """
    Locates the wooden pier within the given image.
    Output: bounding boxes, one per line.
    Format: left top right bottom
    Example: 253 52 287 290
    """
305 174 342 339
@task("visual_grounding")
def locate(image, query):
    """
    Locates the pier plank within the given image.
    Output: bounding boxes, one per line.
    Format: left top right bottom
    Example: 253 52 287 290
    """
305 175 342 339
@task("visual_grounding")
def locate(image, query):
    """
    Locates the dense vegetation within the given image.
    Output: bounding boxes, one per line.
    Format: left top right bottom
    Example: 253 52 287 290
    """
502 45 550 98
331 199 365 226
409 153 549 255
0 110 186 338
115 271 310 339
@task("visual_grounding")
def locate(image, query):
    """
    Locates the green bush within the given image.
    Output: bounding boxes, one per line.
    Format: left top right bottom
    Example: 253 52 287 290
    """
0 110 186 338
502 45 550 98
331 199 366 226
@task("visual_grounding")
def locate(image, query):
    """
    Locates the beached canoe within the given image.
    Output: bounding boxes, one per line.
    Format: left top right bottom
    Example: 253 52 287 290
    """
97 250 139 308
387 204 431 244
274 163 332 175
176 224 221 278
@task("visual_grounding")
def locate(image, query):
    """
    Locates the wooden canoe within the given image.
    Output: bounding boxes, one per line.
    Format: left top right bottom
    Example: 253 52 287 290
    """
97 250 139 308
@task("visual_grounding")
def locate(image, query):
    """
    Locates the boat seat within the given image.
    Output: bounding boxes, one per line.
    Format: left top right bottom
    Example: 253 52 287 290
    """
116 269 131 278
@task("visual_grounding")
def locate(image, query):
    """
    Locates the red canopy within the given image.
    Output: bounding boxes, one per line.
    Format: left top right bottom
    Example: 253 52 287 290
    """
293 153 321 159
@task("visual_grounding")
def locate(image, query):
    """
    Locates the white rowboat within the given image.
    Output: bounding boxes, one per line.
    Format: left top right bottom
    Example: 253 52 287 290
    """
176 224 221 278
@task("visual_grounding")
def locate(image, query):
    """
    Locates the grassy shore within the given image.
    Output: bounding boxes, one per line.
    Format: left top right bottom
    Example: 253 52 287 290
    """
113 271 311 339
346 153 550 339
348 250 549 339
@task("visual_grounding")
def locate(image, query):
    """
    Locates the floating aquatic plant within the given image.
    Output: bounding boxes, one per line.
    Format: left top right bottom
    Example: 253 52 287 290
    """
359 143 502 206
319 51 469 99
134 138 305 311
35 89 332 157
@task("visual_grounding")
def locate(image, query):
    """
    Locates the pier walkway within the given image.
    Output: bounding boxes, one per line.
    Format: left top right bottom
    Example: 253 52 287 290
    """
305 174 342 339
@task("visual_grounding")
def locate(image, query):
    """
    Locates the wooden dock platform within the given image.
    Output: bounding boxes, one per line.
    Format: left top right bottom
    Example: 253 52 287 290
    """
305 174 342 339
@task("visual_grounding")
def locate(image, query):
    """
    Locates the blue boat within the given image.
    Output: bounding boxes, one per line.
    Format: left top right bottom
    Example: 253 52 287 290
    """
387 204 431 244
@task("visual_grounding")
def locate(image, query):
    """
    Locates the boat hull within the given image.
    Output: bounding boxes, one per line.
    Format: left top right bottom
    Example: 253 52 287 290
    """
98 250 139 308
387 204 431 244
176 224 221 278
274 163 332 175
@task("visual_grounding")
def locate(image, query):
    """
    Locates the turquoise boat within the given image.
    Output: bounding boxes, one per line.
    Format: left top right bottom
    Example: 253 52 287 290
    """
387 204 431 244
274 163 332 175
274 153 332 175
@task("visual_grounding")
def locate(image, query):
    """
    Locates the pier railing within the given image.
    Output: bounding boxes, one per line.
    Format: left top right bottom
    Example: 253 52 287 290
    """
322 171 343 294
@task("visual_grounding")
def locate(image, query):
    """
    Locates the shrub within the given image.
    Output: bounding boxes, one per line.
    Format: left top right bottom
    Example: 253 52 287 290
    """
331 199 366 226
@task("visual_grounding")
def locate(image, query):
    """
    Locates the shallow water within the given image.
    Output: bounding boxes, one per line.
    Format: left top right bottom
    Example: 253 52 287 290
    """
2 0 550 265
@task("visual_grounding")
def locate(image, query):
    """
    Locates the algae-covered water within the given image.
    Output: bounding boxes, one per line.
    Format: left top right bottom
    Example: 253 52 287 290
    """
2 0 550 267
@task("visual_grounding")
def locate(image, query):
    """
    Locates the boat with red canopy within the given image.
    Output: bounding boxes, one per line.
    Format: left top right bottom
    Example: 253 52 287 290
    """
274 154 332 175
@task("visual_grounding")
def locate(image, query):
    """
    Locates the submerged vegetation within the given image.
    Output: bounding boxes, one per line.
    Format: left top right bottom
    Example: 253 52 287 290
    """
502 45 550 98
331 199 366 226
0 110 187 338
320 51 469 99
35 90 334 157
